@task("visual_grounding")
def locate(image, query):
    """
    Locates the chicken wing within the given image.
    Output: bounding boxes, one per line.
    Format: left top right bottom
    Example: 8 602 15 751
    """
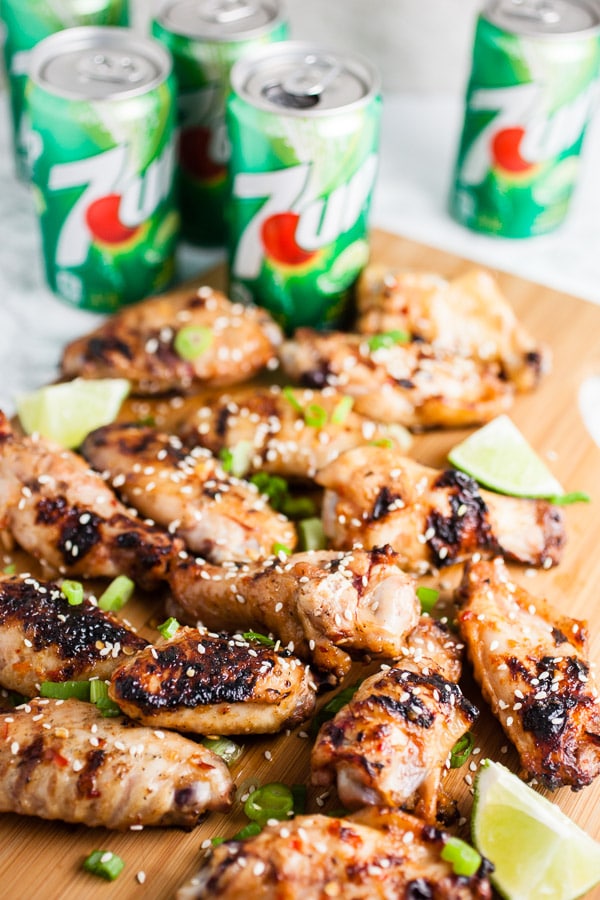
167 547 420 684
61 286 282 395
109 627 315 735
177 385 411 481
317 447 565 573
0 573 147 696
0 697 233 828
457 558 600 790
357 265 550 391
177 807 492 899
280 328 513 429
0 412 181 589
82 423 296 562
311 618 477 819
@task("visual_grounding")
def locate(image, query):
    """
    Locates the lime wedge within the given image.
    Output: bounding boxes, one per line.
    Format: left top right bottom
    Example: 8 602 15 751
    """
17 378 130 449
473 760 600 900
448 415 563 499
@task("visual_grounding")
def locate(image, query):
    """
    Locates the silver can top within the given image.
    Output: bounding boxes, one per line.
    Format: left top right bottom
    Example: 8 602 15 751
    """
154 0 284 41
230 41 380 116
28 27 172 100
485 0 600 37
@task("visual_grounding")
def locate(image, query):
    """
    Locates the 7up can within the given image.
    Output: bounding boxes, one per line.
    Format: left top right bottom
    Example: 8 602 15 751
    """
0 0 129 181
227 42 381 331
27 27 179 312
152 0 288 247
450 0 600 238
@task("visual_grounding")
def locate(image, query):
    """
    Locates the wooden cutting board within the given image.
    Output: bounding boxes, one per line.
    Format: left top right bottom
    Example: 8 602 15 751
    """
1 228 600 900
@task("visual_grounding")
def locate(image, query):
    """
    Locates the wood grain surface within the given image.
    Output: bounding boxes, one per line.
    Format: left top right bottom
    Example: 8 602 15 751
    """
1 229 599 899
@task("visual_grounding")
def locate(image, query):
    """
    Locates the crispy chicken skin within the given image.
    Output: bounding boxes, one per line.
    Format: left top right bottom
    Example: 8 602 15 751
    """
177 385 411 481
457 558 600 790
0 413 181 589
167 547 420 684
82 423 296 562
0 573 147 696
109 627 315 735
356 266 550 391
60 286 282 395
177 807 492 899
0 698 234 829
280 328 513 429
311 618 477 819
317 447 565 573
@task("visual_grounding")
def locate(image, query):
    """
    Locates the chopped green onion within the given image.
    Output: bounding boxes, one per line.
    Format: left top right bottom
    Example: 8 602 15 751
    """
201 737 243 767
250 472 289 511
83 850 125 881
369 438 393 449
291 783 307 815
282 386 304 414
219 441 254 478
272 542 292 557
90 680 121 717
244 782 294 826
3 563 16 575
174 325 213 361
233 821 262 841
157 617 180 640
304 403 328 429
61 579 84 606
211 836 226 847
1 690 28 708
311 680 363 735
98 575 135 612
440 837 482 877
136 415 156 427
40 680 91 701
416 585 439 614
548 491 590 505
326 807 350 818
280 495 317 520
367 330 410 352
449 732 474 768
298 517 327 552
242 631 276 648
331 395 354 424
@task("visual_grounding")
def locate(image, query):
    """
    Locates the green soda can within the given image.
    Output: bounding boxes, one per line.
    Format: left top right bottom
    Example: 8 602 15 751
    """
450 0 600 238
27 27 179 312
227 42 381 331
0 0 129 180
152 0 288 247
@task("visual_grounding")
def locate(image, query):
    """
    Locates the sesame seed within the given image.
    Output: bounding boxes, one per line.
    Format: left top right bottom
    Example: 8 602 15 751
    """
136 872 146 885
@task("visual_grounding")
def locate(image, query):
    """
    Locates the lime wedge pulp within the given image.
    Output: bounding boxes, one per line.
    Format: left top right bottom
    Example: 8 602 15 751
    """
472 760 600 900
448 415 563 499
17 378 130 449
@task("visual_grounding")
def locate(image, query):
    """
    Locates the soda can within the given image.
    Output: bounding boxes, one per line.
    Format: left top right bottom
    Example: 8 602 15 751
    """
0 0 129 180
226 42 381 331
450 0 600 238
27 27 179 312
152 0 288 247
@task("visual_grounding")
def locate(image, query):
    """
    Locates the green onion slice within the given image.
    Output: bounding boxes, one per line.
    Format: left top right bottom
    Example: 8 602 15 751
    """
311 680 363 735
272 542 292 557
201 737 243 767
98 575 135 612
3 563 16 575
282 386 304 414
157 617 180 640
331 395 354 425
61 579 84 606
244 782 294 826
242 631 276 648
449 731 474 768
304 403 328 429
440 836 482 877
416 585 439 614
369 438 393 449
40 680 91 701
83 850 125 881
174 325 213 361
298 517 327 552
90 680 121 717
219 441 254 478
367 330 410 352
291 783 307 816
548 491 590 505
233 821 262 841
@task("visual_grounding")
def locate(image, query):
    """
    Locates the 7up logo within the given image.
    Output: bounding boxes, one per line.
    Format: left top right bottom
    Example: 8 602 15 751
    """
232 153 378 277
48 140 175 267
461 80 598 183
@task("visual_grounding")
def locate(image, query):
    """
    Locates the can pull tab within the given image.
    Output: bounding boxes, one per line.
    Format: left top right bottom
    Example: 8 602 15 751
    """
206 0 257 24
282 54 342 98
506 0 561 25
77 52 145 85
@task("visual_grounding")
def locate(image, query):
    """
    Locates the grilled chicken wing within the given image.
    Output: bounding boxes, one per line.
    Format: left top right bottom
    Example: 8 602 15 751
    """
317 447 565 573
0 573 147 696
280 328 513 429
167 547 420 684
311 618 477 819
357 266 550 391
0 697 233 828
0 413 181 589
457 558 600 790
109 627 315 735
82 423 296 562
61 286 282 395
177 807 492 899
177 385 411 481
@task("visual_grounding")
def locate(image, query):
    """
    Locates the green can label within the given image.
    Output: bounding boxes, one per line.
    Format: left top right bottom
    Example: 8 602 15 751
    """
28 78 178 312
152 20 288 247
451 16 600 238
227 95 381 331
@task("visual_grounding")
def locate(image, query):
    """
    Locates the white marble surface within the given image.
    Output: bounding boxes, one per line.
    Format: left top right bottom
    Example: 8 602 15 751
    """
0 88 600 422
